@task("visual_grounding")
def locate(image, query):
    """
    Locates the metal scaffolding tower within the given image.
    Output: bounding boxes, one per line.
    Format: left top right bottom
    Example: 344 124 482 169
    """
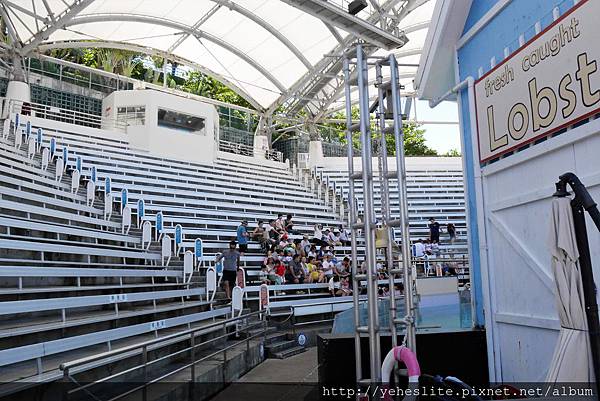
343 44 416 385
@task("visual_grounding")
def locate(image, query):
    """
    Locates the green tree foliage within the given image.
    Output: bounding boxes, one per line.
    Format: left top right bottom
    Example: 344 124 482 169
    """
41 46 253 109
401 123 438 156
181 71 251 109
444 148 462 157
325 107 439 156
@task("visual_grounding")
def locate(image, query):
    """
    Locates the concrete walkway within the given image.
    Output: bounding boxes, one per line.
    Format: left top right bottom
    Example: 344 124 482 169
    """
210 347 319 401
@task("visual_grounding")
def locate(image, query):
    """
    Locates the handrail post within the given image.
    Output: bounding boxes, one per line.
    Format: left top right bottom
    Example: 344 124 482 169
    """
62 367 70 401
190 331 196 381
222 322 227 362
142 345 148 401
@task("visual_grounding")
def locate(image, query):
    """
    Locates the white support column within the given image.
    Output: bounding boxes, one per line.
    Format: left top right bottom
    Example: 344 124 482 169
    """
308 139 325 167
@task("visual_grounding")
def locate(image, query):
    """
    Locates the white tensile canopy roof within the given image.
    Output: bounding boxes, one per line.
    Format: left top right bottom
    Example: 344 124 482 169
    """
1 0 436 117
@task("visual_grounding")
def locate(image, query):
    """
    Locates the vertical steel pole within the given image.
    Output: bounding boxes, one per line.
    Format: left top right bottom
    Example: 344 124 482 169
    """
357 45 381 382
389 54 416 353
343 56 363 384
375 63 398 349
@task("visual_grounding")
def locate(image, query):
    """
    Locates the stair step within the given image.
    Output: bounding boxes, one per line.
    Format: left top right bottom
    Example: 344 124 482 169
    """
246 326 275 338
273 345 306 359
265 339 296 356
265 332 288 344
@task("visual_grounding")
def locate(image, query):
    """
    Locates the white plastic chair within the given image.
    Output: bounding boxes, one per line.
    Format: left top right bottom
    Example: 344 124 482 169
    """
122 205 132 235
41 148 49 171
236 267 246 289
2 118 10 139
86 180 95 207
259 283 270 316
14 128 22 149
27 136 35 159
183 251 194 284
104 193 113 221
206 266 217 303
142 221 152 250
55 158 64 182
231 286 244 319
71 169 80 194
162 235 172 267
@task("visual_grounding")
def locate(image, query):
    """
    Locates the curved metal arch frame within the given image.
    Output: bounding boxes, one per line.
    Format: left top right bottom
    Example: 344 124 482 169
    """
208 0 313 70
63 13 288 95
35 39 264 111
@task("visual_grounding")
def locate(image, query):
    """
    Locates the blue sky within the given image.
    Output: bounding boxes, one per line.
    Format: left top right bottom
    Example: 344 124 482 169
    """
410 99 461 154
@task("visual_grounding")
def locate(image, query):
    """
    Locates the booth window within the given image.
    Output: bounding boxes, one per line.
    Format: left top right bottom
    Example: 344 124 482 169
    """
157 108 206 134
117 106 145 126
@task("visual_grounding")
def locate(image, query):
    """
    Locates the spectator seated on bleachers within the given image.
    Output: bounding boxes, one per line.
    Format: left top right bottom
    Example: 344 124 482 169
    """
334 256 351 279
303 256 319 283
336 276 352 296
285 254 305 285
327 228 342 246
284 214 300 235
338 225 351 246
312 224 327 246
251 221 265 242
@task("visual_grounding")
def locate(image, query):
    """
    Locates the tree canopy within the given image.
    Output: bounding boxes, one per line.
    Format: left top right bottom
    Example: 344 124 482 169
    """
42 47 454 157
325 107 439 156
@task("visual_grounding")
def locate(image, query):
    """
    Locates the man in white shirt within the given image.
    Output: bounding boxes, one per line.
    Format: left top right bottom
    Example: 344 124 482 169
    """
322 254 334 278
412 239 429 274
412 239 426 257
313 224 326 246
300 235 311 255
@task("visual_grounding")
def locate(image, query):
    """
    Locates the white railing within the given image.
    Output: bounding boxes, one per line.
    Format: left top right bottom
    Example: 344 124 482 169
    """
218 139 283 162
5 98 126 132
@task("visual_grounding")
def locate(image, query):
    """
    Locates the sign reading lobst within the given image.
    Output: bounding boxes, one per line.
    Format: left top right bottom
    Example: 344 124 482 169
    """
475 0 600 162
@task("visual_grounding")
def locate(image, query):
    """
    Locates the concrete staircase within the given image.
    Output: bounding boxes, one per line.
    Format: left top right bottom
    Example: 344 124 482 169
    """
264 332 307 359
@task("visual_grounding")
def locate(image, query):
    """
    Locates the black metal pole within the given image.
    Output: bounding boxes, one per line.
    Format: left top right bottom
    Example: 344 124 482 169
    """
555 172 600 393
570 202 600 395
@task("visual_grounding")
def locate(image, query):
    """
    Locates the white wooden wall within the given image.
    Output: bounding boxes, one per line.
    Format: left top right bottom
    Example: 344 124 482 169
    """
479 118 600 381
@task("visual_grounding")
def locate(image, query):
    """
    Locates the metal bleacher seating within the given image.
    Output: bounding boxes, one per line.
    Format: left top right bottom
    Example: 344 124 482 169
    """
316 163 469 255
0 112 470 392
0 114 345 392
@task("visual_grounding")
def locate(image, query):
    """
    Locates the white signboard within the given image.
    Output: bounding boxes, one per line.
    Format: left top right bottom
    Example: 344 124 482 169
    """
475 0 600 162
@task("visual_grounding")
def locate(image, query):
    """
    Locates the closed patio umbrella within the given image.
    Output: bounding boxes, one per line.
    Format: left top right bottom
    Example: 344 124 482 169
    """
546 197 595 383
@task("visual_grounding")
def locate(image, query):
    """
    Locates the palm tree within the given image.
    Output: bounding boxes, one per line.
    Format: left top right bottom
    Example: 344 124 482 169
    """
97 49 119 73
119 55 138 77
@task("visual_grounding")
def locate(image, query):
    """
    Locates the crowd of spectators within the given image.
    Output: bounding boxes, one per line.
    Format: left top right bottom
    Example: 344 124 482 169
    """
222 215 355 296
217 214 462 299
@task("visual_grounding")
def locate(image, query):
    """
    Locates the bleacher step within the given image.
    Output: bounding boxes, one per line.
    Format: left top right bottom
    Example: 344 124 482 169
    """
273 345 307 359
265 339 297 356
265 332 288 344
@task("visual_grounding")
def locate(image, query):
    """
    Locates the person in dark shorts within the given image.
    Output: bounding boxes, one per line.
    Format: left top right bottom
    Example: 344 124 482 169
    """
236 220 249 253
446 223 457 244
216 241 240 299
428 217 440 243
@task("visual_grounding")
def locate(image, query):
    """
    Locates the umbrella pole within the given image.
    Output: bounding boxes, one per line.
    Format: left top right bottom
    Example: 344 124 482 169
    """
556 172 600 393
570 202 600 394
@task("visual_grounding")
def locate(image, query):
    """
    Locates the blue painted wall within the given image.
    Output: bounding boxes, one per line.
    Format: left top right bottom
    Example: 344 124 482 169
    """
463 0 498 33
454 0 577 326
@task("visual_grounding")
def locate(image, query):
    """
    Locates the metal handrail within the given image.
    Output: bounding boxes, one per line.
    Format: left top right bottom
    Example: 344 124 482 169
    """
65 320 267 401
218 139 284 162
60 310 267 400
59 309 263 373
6 98 127 131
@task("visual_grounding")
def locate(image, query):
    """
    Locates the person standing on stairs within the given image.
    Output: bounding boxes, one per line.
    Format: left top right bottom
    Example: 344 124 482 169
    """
216 241 240 300
237 220 249 254
428 217 440 244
